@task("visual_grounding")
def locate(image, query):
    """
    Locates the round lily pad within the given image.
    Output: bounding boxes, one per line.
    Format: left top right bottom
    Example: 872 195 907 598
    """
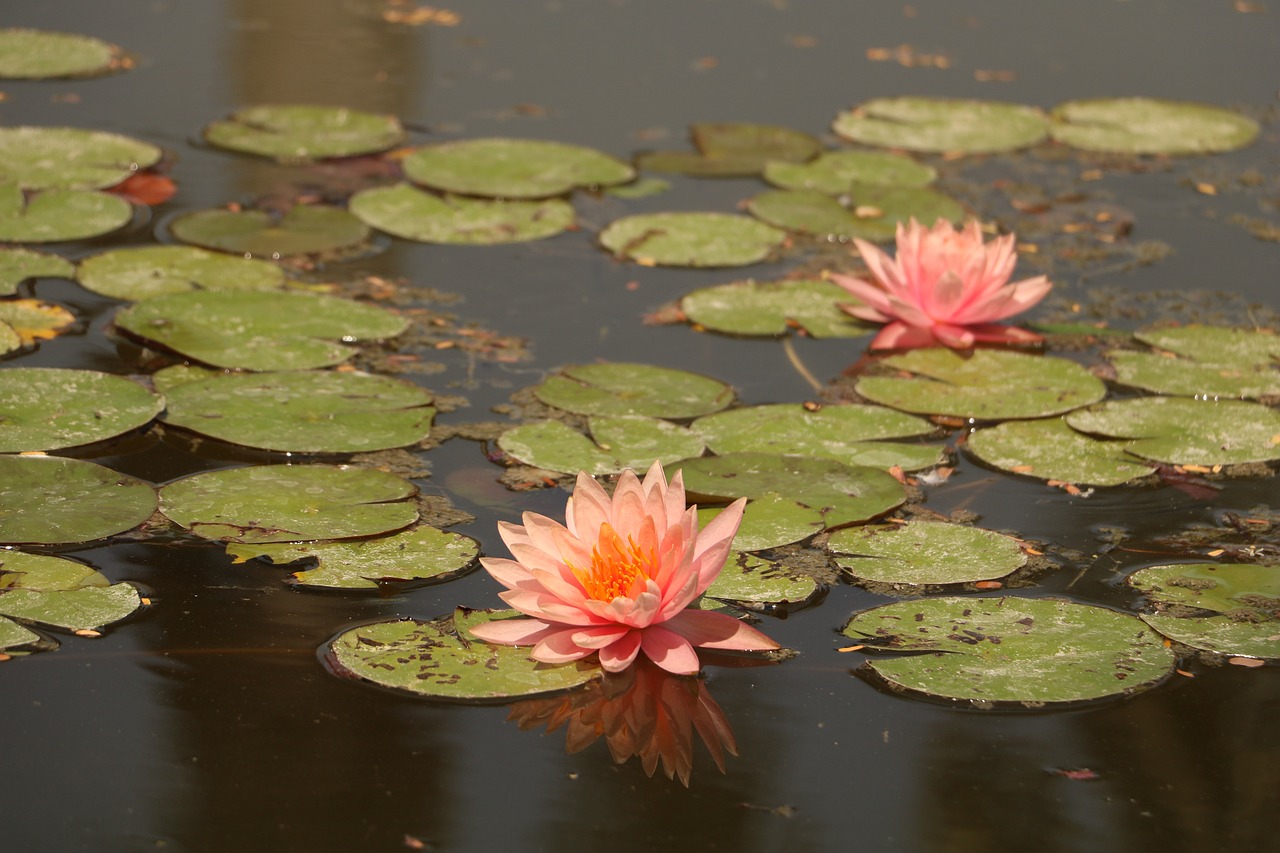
0 455 157 545
162 370 435 454
1064 397 1280 467
0 367 163 452
763 150 937 193
833 98 1049 154
0 127 161 191
350 183 574 244
966 417 1154 487
829 521 1026 585
697 493 823 551
703 550 821 607
0 183 133 243
0 247 75 295
842 597 1176 705
1128 563 1279 660
0 29 123 79
636 122 822 177
598 212 787 268
749 185 965 242
204 104 405 161
0 551 141 632
533 362 733 419
159 464 419 544
680 278 870 338
1107 326 1280 401
856 350 1107 421
497 415 706 476
168 204 370 258
77 245 285 300
403 138 634 198
1049 98 1260 155
0 299 75 344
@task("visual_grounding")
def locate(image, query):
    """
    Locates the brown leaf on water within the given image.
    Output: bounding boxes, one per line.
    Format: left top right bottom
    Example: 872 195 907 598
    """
0 299 75 344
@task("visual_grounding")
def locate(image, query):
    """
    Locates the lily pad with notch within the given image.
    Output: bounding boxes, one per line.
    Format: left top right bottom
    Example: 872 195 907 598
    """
0 182 133 243
0 29 124 79
350 183 574 244
696 491 824 552
1049 98 1260 155
680 277 870 338
966 417 1155 487
1127 562 1279 660
599 212 787 268
0 247 75 294
1107 326 1280 401
763 149 937 193
203 104 405 162
833 97 1049 154
403 138 634 198
0 455 157 545
0 367 163 452
746 186 964 242
829 520 1026 586
168 204 371 259
636 122 821 177
78 245 286 300
0 127 161 190
497 415 706 476
0 551 142 633
533 362 734 419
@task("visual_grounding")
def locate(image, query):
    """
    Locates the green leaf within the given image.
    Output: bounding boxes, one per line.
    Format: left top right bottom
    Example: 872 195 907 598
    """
0 552 140 632
403 138 634 198
698 493 823 551
0 551 107 589
1065 397 1280 467
599 212 787 268
833 98 1049 154
0 127 160 190
203 104 405 161
1128 563 1279 659
0 367 163 452
169 204 370 259
533 362 734 419
763 150 937 193
0 455 157 545
350 183 574 244
829 521 1026 585
637 122 821 177
1108 326 1280 401
747 186 964 242
0 616 39 649
680 278 870 338
703 550 821 607
0 182 132 243
77 245 285 300
966 417 1154 487
498 416 706 476
0 247 75 295
0 29 121 79
1049 98 1260 155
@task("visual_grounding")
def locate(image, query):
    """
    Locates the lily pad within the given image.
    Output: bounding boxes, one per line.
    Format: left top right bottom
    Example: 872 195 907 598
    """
697 493 823 551
0 455 157 545
966 417 1154 487
226 526 479 590
833 97 1049 154
763 150 937 193
159 464 419 544
598 212 787 268
747 186 965 242
0 324 21 356
1127 563 1279 659
703 550 821 607
842 597 1176 705
637 122 821 177
402 138 634 198
829 521 1026 585
0 551 140 632
0 299 75 344
162 370 435 454
1108 327 1280 401
533 362 734 419
203 104 405 161
1049 98 1260 155
77 245 285 300
0 247 75 295
856 350 1107 421
1064 397 1280 467
0 617 39 649
0 29 122 79
0 367 163 452
497 416 706 476
0 127 161 190
114 289 407 371
350 183 574 244
168 204 370 258
680 278 870 338
0 183 133 243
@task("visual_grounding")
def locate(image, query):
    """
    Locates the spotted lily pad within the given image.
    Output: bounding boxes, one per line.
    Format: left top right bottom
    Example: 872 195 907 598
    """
1127 562 1279 660
833 98 1049 154
204 104 405 161
599 212 787 268
636 122 821 177
350 183 574 244
0 247 75 295
842 597 1176 705
77 245 285 300
0 367 163 452
966 417 1154 487
533 362 733 419
856 350 1107 421
159 464 419 544
829 521 1026 586
763 150 937 193
0 127 161 191
1065 397 1280 467
0 455 157 545
680 278 869 338
0 299 74 344
403 138 634 198
0 29 123 79
168 204 370 258
162 370 435 454
1108 327 1280 401
703 550 821 607
0 551 141 632
747 186 964 242
497 416 706 476
1049 98 1260 155
697 493 823 551
0 182 133 243
114 289 406 371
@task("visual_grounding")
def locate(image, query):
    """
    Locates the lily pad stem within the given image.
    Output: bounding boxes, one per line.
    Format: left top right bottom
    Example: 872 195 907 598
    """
782 336 823 394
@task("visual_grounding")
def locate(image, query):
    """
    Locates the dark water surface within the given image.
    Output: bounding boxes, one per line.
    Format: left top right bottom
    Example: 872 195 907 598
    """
2 2 1278 852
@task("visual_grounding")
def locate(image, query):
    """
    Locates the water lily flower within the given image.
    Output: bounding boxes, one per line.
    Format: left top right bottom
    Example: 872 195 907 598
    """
828 218 1052 350
468 460 779 675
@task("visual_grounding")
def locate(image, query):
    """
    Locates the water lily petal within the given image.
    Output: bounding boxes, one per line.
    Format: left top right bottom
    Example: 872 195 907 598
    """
570 624 632 649
533 629 600 664
599 630 643 671
664 608 781 651
639 625 702 675
468 616 560 646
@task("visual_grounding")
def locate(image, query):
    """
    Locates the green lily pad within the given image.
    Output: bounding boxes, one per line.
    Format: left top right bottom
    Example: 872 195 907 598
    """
0 323 21 356
226 526 479 590
0 29 122 79
533 362 734 419
637 122 821 177
691 404 943 471
0 247 75 295
0 298 75 345
159 464 419 544
966 417 1154 487
0 617 40 649
1128 563 1279 659
0 183 132 243
0 127 161 190
680 278 870 338
842 597 1176 705
856 350 1107 421
350 183 574 244
0 455 157 545
598 212 787 268
0 551 140 632
697 493 823 551
763 150 937 193
1065 397 1280 467
402 138 634 198
204 104 405 161
747 186 965 242
162 370 435 454
1049 98 1260 155
829 521 1026 585
497 416 706 476
703 550 821 607
0 367 163 452
680 452 905 530
168 204 370 259
833 97 1049 154
1108 327 1280 401
114 289 407 371
327 609 601 701
77 245 285 300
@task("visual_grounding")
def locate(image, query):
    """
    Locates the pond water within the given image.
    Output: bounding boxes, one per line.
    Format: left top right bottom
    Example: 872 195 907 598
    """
2 1 1278 851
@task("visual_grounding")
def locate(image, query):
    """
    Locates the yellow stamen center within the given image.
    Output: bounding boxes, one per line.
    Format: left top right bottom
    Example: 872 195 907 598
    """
570 523 656 602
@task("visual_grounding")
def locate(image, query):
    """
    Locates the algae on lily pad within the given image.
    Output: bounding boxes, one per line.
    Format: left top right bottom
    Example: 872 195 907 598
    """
833 98 1049 154
599 212 787 268
0 455 157 545
703 550 821 608
966 417 1154 487
403 138 634 198
763 150 937 194
204 104 405 161
0 367 163 452
637 122 821 177
747 186 964 242
1049 98 1260 155
497 416 706 476
350 183 574 244
1127 562 1280 660
697 493 824 551
680 278 869 339
533 362 733 419
829 521 1026 586
78 245 285 300
842 597 1176 705
0 551 141 633
169 204 370 258
0 127 161 191
0 29 123 79
0 247 75 294
159 464 419 544
1107 326 1280 401
0 183 133 243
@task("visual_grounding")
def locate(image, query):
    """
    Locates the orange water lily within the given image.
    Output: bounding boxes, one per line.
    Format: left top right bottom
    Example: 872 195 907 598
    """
829 218 1052 350
468 461 778 675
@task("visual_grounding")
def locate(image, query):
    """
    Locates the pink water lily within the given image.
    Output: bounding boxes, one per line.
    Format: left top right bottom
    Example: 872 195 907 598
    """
468 461 778 676
828 218 1052 350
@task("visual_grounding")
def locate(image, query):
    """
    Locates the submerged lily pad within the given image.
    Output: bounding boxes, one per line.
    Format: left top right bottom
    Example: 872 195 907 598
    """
0 551 141 632
1108 327 1280 401
533 362 733 419
169 204 370 258
763 150 937 193
697 493 823 551
829 521 1026 586
703 550 821 607
747 186 964 242
0 183 133 243
1065 397 1280 467
0 455 157 545
680 278 869 338
162 370 435 453
0 127 161 191
78 245 285 300
497 416 706 476
842 597 1176 705
350 183 574 244
599 212 787 268
833 98 1048 154
1049 98 1260 155
0 29 122 79
966 417 1154 487
114 289 406 371
0 247 75 294
159 464 419 544
0 368 163 452
0 299 75 344
204 104 405 161
856 350 1107 420
1128 563 1279 660
637 122 821 177
403 138 634 198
